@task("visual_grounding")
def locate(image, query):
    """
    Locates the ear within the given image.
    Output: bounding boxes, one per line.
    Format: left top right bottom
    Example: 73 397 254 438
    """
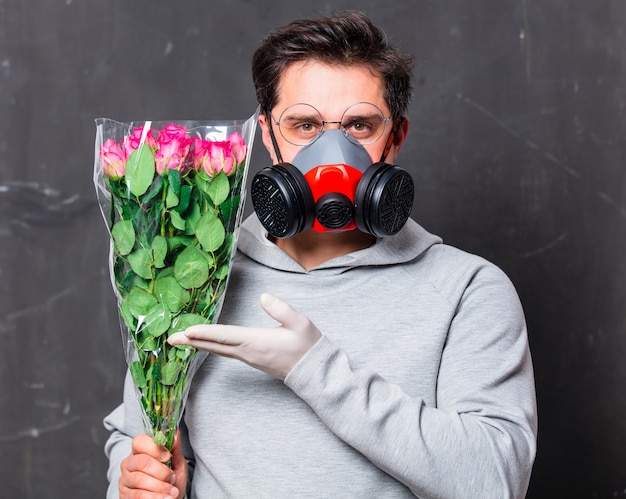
384 115 409 163
393 115 409 152
258 113 277 162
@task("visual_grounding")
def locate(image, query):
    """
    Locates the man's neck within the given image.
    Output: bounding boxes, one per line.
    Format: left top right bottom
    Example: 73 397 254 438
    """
273 229 376 270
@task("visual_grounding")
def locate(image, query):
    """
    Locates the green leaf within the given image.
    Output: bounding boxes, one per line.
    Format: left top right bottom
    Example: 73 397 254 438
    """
152 235 168 268
125 144 156 197
142 175 164 204
195 211 225 253
106 176 126 198
174 185 192 213
170 313 207 333
166 185 179 208
160 360 182 386
111 219 136 256
205 303 220 322
129 361 147 388
127 248 154 280
174 245 209 289
169 210 186 231
157 266 175 279
214 263 230 280
194 170 212 196
199 249 215 268
167 235 193 252
132 275 150 290
143 302 171 337
119 299 137 331
148 360 161 383
114 266 136 296
220 194 240 229
213 233 234 266
137 332 158 351
153 431 168 447
176 346 193 360
167 346 178 361
185 202 201 235
167 168 182 196
125 287 158 318
121 202 139 224
153 275 190 314
207 172 230 206
195 286 220 320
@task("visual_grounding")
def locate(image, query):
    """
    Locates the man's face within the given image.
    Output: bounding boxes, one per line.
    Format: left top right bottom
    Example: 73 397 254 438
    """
259 61 406 165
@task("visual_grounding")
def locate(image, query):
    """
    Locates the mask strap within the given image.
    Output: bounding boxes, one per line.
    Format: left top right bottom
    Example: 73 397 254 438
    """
266 110 284 164
379 116 405 163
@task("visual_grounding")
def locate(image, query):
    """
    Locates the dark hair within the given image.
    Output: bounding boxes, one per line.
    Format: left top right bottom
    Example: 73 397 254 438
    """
251 10 414 119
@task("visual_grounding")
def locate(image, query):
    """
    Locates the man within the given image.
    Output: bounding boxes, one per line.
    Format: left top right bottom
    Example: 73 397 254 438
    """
104 11 537 498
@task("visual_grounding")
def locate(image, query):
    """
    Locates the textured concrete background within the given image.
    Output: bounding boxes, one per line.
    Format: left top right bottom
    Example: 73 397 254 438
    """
0 1 624 497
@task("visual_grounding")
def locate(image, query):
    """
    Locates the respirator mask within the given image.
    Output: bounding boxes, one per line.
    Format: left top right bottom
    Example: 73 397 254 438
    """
251 102 414 238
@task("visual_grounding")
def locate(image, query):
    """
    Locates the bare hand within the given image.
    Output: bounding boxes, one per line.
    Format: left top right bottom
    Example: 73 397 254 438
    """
119 432 186 499
167 293 322 380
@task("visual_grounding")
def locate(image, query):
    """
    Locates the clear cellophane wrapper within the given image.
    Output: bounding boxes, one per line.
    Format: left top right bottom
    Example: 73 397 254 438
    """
94 113 257 449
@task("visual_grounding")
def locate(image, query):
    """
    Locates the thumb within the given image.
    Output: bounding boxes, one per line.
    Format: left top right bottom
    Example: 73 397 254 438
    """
259 293 302 328
168 430 188 497
170 430 185 468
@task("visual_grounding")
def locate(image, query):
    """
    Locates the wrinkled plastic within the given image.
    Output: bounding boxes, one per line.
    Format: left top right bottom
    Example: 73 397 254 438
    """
94 112 258 449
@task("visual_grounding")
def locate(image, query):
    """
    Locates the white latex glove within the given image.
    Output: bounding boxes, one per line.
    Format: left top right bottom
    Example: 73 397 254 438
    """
167 293 322 380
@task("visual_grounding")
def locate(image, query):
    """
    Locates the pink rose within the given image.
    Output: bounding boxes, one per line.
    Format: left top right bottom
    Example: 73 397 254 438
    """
204 141 235 176
155 132 191 175
123 126 157 158
227 132 247 164
160 123 188 141
191 137 210 171
100 139 126 179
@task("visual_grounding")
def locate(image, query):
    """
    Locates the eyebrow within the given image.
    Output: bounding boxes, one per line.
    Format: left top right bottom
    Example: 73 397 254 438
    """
280 113 322 123
341 112 382 121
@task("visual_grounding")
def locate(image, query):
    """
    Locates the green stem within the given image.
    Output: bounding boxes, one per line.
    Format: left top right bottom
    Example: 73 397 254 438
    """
166 378 185 450
190 290 200 314
160 176 169 236
107 179 117 227
145 355 154 414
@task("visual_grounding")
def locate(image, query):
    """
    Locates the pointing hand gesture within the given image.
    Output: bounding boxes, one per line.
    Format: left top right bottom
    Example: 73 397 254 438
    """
167 293 322 380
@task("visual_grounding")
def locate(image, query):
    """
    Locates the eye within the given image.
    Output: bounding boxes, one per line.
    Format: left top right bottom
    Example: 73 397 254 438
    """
349 122 371 132
298 122 319 133
343 119 374 137
340 103 388 144
284 118 322 137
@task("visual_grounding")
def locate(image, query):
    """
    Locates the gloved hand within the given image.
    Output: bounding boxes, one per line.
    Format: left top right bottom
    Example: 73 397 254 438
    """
167 293 322 380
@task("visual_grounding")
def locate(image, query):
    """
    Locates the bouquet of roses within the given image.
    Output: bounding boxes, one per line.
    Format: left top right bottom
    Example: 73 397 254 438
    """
94 115 257 449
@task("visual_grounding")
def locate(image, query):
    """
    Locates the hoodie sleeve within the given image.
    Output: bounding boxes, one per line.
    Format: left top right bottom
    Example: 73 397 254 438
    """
284 263 537 499
103 372 143 499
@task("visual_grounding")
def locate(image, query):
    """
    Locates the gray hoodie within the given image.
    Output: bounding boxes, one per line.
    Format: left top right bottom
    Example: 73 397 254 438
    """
104 214 537 498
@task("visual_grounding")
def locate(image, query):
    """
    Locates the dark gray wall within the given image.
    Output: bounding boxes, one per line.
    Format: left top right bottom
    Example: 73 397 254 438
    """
1 1 624 497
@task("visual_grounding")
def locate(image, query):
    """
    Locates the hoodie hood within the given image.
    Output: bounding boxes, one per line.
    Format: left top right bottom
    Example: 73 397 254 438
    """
236 214 442 275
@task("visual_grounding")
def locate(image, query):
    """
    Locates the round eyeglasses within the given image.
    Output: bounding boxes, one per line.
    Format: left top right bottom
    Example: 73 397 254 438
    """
271 102 392 146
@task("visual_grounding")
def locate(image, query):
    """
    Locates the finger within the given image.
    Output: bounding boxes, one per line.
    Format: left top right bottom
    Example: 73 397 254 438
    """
120 471 178 498
259 293 307 329
168 326 246 358
122 435 179 496
168 328 236 348
175 324 245 345
121 455 177 494
167 331 191 346
132 434 170 463
127 437 172 480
